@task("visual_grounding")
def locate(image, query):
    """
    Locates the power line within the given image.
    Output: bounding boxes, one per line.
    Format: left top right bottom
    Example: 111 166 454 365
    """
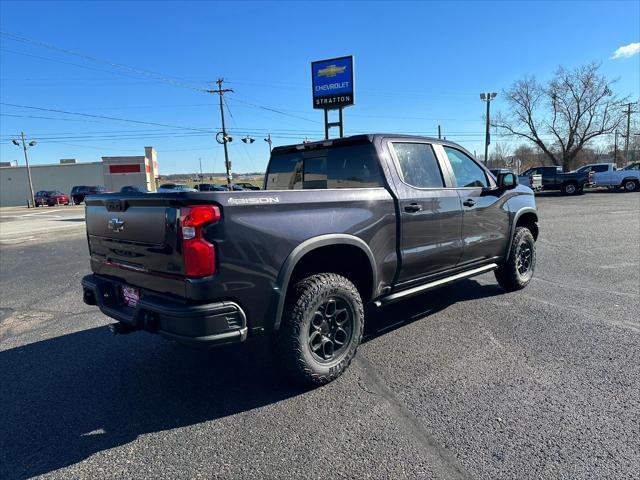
224 97 257 172
0 47 163 84
227 97 321 124
1 113 104 123
0 31 208 92
0 102 213 132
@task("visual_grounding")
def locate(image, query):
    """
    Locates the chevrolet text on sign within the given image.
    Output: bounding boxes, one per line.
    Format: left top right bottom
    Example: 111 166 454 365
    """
311 56 354 109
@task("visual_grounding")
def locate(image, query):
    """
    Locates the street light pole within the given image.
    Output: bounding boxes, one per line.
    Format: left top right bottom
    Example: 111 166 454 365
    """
13 132 36 207
622 102 634 161
480 92 497 164
264 134 272 154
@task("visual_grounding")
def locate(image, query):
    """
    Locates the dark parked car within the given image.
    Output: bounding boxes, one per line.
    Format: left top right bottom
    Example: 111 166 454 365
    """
157 183 198 193
120 185 150 194
519 166 594 195
623 162 639 171
233 182 260 190
195 183 228 191
34 190 70 206
70 185 107 205
82 134 539 385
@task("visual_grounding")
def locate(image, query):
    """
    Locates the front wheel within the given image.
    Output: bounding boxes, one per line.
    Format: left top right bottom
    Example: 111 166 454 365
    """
562 182 578 195
495 227 536 292
277 273 364 385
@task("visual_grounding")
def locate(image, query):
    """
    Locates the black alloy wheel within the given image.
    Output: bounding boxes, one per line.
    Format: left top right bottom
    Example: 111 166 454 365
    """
307 297 353 363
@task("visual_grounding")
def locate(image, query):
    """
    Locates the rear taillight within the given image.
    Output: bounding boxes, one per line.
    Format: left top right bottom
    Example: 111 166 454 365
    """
180 205 221 277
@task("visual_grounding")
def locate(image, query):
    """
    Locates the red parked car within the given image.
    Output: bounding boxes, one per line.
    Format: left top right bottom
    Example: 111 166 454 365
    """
34 190 70 207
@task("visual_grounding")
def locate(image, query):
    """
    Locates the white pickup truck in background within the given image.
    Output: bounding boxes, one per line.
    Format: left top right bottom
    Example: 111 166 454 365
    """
576 163 640 192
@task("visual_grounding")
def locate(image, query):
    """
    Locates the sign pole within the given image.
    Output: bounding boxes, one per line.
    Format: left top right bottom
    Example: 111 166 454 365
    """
339 108 344 138
324 110 329 140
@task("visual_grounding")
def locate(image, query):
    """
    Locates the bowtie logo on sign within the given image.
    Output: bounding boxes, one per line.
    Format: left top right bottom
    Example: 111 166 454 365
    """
318 65 346 78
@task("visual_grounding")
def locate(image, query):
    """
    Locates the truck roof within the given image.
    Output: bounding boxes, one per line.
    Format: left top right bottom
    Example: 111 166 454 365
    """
271 134 468 155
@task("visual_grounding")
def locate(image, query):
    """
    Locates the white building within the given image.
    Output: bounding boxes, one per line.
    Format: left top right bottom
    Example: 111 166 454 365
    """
0 147 158 207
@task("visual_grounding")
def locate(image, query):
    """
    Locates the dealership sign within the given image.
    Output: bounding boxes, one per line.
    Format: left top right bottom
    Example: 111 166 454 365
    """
311 56 354 109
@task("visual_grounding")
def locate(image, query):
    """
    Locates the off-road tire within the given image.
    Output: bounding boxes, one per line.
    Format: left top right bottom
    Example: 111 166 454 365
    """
277 273 364 386
495 226 536 292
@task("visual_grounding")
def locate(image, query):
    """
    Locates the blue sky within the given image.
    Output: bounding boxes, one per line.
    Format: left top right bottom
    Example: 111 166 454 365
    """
1 0 638 174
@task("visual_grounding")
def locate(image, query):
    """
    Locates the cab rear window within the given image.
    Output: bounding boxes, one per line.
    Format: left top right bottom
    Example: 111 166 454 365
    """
265 144 383 190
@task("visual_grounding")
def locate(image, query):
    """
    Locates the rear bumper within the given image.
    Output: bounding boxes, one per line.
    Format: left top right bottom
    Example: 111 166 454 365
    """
82 274 247 346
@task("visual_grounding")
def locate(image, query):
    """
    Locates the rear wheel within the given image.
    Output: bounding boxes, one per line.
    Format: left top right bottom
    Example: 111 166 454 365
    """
495 227 536 292
623 179 638 192
277 273 364 386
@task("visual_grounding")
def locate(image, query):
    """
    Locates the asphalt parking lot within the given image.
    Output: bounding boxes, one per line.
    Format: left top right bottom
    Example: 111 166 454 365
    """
0 205 85 245
1 191 638 480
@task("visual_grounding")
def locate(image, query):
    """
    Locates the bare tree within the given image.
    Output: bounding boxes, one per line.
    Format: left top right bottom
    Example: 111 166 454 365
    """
488 142 511 168
494 63 626 171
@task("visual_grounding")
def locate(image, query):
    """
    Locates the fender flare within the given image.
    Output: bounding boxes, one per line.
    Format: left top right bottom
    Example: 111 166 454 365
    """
270 234 378 330
506 207 539 259
620 176 639 187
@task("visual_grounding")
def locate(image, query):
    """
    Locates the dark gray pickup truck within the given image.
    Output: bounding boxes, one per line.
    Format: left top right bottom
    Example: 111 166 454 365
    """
82 134 539 384
520 166 594 195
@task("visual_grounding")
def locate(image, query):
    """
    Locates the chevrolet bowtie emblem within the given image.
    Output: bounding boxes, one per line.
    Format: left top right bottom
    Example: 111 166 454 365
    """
318 65 346 78
108 217 125 232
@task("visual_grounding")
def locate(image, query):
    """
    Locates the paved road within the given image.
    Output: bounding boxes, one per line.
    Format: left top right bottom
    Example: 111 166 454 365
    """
0 205 85 245
1 192 638 479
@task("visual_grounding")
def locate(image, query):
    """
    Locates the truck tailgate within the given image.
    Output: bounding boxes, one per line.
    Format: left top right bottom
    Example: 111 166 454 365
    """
85 196 184 279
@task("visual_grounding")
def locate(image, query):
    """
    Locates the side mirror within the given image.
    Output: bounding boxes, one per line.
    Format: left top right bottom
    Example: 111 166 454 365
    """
497 172 517 190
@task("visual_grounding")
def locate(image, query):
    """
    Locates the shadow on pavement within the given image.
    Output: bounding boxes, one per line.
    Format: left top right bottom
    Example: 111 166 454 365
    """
0 279 502 479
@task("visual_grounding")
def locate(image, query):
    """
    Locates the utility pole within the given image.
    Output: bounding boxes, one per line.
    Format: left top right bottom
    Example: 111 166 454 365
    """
622 102 634 161
199 157 203 180
207 79 234 188
438 125 441 139
480 92 497 163
11 132 36 207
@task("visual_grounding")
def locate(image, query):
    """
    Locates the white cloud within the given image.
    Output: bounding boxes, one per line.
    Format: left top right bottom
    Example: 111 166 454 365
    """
611 42 640 59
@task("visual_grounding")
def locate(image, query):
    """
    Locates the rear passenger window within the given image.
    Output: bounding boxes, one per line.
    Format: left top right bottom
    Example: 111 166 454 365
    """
303 157 327 189
265 144 383 190
391 143 444 188
444 147 488 188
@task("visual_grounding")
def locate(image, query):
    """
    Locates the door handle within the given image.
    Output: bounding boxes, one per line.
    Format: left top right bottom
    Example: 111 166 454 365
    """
463 198 476 207
404 203 422 213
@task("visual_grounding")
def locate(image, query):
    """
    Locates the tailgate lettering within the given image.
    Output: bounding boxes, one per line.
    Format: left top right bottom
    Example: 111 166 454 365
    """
228 197 280 205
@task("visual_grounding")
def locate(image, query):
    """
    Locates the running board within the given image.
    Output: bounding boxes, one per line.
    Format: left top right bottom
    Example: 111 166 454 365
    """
374 263 498 307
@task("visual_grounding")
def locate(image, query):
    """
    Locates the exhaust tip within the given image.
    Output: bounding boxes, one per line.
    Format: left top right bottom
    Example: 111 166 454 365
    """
108 322 136 335
83 289 96 305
